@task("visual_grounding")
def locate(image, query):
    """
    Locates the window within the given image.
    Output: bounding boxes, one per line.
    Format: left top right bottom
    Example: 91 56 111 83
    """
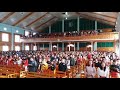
15 35 20 42
25 45 29 50
15 46 20 51
2 33 9 42
2 46 9 51
25 31 29 36
33 45 37 50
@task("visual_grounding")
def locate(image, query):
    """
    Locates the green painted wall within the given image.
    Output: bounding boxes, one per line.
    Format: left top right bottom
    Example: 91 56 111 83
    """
79 18 95 30
42 27 49 33
97 22 114 29
64 19 77 32
97 42 114 47
51 21 62 33
58 43 62 48
42 18 114 33
79 42 91 47
44 43 49 48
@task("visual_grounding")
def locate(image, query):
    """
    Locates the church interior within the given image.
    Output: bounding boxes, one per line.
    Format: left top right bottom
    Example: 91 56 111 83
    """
0 12 119 78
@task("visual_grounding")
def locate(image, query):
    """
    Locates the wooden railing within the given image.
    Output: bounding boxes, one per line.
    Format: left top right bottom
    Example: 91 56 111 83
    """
21 32 119 43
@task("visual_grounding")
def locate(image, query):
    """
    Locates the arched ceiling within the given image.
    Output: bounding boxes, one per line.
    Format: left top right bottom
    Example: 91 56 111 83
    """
0 12 118 32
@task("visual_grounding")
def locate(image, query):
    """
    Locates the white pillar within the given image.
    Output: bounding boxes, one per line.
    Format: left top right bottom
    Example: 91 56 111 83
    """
22 42 24 50
77 17 80 32
95 20 97 30
69 46 70 51
77 42 79 51
57 43 58 51
62 19 64 33
43 43 44 50
62 42 64 51
74 43 75 51
93 42 97 51
49 42 52 51
49 25 51 34
91 41 93 52
11 32 14 50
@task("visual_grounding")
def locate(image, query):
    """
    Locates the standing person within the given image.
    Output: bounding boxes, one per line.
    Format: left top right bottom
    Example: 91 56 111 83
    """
66 56 70 70
58 59 67 72
70 55 75 66
50 61 56 71
97 61 110 78
23 58 28 72
84 60 96 78
28 57 37 72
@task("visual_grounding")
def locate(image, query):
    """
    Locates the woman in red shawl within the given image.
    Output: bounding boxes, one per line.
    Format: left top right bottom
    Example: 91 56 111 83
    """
7 56 14 66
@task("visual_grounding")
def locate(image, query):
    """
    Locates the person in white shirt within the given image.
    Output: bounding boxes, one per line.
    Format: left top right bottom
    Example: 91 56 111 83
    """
84 60 96 78
65 56 70 70
97 61 110 78
17 57 22 65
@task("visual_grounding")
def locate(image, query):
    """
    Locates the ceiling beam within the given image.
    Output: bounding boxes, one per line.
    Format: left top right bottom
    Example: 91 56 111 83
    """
38 19 58 32
13 12 34 26
25 12 49 27
92 12 118 19
35 16 56 30
76 12 115 26
0 12 15 22
78 12 116 23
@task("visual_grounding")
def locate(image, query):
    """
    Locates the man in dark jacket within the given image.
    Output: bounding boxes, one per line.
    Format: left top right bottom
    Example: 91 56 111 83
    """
28 57 37 72
70 56 75 66
58 60 67 72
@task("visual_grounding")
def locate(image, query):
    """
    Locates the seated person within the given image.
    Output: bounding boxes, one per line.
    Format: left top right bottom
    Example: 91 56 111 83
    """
58 59 67 72
110 60 120 78
84 60 96 78
50 61 56 71
97 61 110 78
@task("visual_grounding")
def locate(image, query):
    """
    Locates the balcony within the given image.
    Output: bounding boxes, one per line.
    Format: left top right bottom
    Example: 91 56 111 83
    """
21 32 119 43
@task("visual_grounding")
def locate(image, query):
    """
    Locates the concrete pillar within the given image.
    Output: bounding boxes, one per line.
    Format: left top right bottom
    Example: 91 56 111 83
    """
11 32 14 50
77 17 80 32
77 42 79 51
49 42 52 51
43 43 44 50
95 20 97 30
49 25 51 34
57 43 58 51
93 42 97 51
91 41 93 52
74 43 75 51
62 42 64 51
22 42 24 50
68 46 70 51
62 19 64 33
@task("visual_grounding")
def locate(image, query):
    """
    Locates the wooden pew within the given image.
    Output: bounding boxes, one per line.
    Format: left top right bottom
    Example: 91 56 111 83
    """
55 71 67 78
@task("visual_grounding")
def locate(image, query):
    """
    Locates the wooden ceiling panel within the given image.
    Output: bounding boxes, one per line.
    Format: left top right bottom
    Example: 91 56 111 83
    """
76 12 116 26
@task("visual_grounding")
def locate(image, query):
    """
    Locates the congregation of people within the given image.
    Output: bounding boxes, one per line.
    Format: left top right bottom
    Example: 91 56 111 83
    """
21 30 100 39
0 50 120 78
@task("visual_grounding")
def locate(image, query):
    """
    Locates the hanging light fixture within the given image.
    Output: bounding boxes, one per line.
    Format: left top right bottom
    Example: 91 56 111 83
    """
65 12 68 20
